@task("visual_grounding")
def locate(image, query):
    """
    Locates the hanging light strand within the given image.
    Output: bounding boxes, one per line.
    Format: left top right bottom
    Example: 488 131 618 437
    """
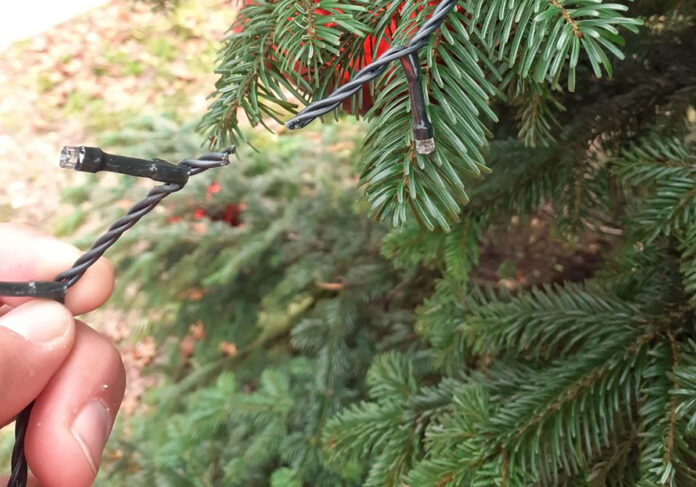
2 145 232 487
286 0 457 153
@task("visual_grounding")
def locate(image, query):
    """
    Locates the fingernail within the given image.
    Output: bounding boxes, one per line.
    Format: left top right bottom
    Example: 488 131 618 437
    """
0 301 71 344
71 400 112 474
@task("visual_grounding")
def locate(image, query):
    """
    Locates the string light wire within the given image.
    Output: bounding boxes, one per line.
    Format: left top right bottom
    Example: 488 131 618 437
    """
285 0 458 153
2 146 232 487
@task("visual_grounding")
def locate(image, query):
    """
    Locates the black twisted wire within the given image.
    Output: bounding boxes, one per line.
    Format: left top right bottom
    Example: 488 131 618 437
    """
6 149 232 487
54 151 231 288
9 407 31 487
285 0 458 130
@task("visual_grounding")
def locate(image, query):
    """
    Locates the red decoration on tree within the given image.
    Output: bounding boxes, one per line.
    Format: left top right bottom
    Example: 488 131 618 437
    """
216 202 246 227
232 1 466 114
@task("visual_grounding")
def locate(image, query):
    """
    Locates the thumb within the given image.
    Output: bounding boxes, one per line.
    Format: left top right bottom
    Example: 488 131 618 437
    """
0 301 75 426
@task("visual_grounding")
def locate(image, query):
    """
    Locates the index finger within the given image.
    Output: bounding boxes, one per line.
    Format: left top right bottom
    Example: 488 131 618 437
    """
0 223 114 315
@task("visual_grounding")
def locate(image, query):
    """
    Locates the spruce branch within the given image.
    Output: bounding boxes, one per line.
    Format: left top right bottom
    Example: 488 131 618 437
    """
322 356 457 486
511 79 565 148
439 325 658 484
198 1 302 147
587 427 639 486
272 0 371 88
548 0 584 38
638 340 696 486
464 281 646 360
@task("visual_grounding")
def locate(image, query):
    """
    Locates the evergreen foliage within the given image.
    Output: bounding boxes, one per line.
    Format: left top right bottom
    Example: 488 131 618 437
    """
97 0 696 485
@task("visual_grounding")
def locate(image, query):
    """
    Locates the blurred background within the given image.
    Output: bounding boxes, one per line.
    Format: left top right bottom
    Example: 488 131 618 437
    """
0 0 236 229
0 1 109 52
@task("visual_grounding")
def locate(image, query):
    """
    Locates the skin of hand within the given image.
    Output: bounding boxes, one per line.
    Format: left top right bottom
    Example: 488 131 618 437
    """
0 223 125 487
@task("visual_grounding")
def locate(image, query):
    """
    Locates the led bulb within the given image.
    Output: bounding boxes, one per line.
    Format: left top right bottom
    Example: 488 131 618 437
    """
415 138 435 155
59 146 82 169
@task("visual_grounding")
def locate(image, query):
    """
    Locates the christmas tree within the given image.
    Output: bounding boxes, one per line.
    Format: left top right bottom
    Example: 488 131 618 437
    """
94 0 696 485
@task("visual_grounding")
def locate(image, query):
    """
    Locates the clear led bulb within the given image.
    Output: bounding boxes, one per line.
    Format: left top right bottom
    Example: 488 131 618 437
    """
415 138 435 155
59 146 82 169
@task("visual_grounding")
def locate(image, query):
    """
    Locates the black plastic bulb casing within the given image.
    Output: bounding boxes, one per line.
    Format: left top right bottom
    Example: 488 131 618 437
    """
60 146 189 185
400 52 435 155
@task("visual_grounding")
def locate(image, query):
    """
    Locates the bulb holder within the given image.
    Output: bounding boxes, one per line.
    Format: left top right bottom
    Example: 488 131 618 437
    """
400 52 435 155
59 146 190 185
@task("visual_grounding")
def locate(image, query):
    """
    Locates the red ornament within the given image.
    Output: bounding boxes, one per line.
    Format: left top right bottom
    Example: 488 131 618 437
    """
233 1 466 114
208 182 222 195
219 202 246 227
193 208 206 220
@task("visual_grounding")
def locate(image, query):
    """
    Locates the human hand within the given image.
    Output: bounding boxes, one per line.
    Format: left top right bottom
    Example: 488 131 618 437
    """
0 224 124 487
